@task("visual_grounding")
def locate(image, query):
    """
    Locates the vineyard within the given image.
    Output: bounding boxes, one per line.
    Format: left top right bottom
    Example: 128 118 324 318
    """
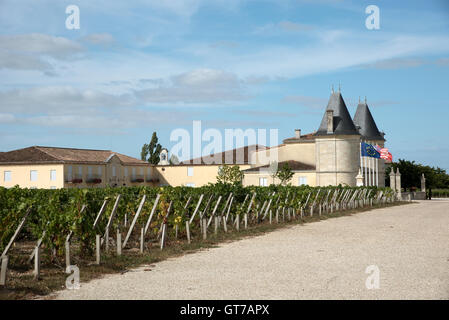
0 184 396 293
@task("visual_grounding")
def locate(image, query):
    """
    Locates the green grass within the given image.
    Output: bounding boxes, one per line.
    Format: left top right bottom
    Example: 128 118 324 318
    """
0 200 410 300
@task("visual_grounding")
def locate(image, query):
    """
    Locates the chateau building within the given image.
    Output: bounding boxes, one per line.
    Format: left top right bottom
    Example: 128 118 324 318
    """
0 89 386 189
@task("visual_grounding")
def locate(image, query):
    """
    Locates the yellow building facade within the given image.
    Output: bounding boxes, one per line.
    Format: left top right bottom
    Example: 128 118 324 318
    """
0 90 387 189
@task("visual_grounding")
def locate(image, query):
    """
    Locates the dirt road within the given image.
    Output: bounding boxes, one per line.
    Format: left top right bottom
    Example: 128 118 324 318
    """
55 200 449 299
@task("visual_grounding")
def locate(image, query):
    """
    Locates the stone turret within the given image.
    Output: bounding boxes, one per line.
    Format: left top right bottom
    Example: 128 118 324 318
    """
314 89 361 186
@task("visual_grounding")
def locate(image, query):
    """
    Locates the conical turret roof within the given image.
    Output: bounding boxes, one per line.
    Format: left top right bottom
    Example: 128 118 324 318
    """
315 91 360 136
353 101 385 141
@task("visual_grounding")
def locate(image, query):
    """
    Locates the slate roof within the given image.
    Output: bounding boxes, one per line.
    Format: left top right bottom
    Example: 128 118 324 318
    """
0 146 148 165
243 160 315 172
353 102 385 141
315 91 360 136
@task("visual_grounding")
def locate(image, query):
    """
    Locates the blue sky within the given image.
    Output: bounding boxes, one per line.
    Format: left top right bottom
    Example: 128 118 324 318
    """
1 0 449 170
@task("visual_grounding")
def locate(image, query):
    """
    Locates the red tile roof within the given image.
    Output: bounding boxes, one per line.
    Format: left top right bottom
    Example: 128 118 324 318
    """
0 146 148 165
180 144 267 165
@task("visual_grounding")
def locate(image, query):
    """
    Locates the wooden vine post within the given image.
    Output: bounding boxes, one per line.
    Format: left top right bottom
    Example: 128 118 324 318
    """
143 194 161 236
96 235 101 265
207 195 222 228
122 195 146 249
33 246 40 280
189 194 204 224
202 218 207 240
103 194 122 249
186 221 191 243
116 229 122 256
159 201 172 250
1 207 32 286
92 199 110 264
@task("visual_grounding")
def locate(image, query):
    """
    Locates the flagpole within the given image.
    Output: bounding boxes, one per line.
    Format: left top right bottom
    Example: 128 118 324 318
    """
376 157 379 187
359 140 363 185
368 141 371 186
363 141 368 186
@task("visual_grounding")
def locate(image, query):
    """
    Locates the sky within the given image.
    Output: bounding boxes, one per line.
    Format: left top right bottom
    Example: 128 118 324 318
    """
1 0 449 170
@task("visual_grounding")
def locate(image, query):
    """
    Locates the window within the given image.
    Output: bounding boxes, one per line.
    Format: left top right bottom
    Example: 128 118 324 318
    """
298 176 308 186
259 177 268 187
186 183 195 187
78 166 82 175
30 170 38 181
4 171 11 182
98 166 102 175
132 167 136 176
139 167 143 175
50 170 57 181
112 166 116 177
68 166 73 179
124 167 128 176
187 167 194 177
88 166 93 178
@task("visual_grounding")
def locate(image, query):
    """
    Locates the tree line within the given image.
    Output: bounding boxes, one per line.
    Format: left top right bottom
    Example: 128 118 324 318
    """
386 159 449 190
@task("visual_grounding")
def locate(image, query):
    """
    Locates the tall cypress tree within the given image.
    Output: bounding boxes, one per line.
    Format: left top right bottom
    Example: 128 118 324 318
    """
141 132 162 164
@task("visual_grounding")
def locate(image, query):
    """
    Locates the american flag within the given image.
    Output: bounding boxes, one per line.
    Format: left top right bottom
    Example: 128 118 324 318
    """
375 145 393 162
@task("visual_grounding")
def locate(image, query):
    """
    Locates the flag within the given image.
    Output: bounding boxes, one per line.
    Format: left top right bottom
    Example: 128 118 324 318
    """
378 146 393 162
361 142 380 158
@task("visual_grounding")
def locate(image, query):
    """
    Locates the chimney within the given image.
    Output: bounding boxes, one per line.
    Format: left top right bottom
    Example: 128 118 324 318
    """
326 109 334 134
295 129 301 139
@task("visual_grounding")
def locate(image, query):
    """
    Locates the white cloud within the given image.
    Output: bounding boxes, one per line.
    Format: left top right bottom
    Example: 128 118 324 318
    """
0 86 135 114
282 94 400 110
254 21 315 35
0 33 84 72
0 50 51 71
282 95 327 109
0 113 16 123
362 58 426 70
221 34 449 79
435 57 449 66
278 21 315 32
0 33 83 59
81 33 115 46
136 69 249 104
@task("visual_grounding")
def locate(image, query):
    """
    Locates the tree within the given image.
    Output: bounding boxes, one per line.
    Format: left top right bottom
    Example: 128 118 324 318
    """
141 132 162 165
268 161 278 185
386 159 449 190
274 162 294 185
216 165 244 185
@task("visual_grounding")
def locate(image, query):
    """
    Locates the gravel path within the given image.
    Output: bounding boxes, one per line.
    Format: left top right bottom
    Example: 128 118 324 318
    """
55 200 449 300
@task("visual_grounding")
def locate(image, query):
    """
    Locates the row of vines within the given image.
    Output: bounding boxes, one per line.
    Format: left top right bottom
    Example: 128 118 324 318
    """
0 184 395 259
